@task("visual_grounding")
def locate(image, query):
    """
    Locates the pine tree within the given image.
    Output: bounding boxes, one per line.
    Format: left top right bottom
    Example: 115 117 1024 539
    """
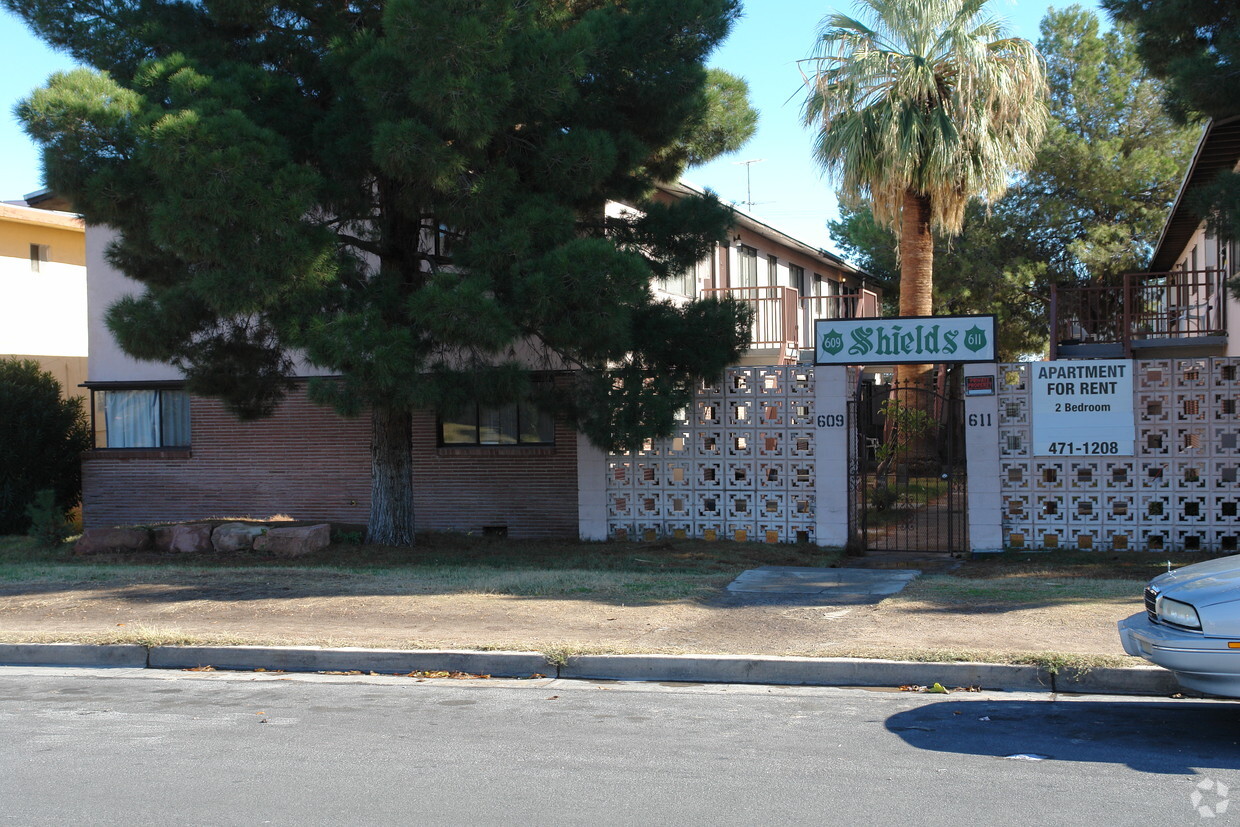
1102 0 1240 247
9 0 753 545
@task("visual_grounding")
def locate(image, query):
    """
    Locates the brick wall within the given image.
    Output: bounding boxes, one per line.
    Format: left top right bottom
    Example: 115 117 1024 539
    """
83 385 580 538
410 410 579 538
83 388 372 528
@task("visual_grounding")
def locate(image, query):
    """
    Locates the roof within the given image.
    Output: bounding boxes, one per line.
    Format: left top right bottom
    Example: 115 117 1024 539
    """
22 189 75 212
658 180 867 278
0 200 84 232
1150 115 1240 272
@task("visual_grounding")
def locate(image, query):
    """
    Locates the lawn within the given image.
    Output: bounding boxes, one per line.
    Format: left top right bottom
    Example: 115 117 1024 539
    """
0 534 1223 663
0 533 845 601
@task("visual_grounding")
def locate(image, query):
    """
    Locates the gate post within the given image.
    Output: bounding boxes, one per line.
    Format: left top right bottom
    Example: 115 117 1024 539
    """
963 364 1004 553
814 365 850 547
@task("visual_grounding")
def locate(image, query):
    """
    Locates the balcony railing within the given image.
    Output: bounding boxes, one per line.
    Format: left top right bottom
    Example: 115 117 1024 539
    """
1050 269 1228 358
702 286 881 361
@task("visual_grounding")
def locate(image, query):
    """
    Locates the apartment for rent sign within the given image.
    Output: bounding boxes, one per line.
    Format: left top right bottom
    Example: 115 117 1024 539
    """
1031 360 1135 456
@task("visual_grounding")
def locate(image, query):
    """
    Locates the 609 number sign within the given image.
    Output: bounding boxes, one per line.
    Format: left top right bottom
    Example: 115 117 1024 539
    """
816 414 844 428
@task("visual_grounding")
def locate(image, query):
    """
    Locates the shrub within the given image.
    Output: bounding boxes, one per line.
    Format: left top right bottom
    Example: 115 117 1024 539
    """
0 359 91 535
25 488 70 545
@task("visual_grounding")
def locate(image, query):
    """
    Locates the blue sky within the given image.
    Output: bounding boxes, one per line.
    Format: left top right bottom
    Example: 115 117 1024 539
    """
0 0 1104 252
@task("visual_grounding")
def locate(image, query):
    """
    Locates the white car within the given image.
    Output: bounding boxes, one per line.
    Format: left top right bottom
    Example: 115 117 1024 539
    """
1118 554 1240 696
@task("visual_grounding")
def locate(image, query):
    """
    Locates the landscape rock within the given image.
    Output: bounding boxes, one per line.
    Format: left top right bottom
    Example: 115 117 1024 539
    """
253 524 331 557
74 526 152 555
150 525 177 552
212 522 267 553
169 523 214 554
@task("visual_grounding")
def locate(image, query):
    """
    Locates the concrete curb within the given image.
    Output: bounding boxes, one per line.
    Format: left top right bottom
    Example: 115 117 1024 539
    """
0 643 148 668
0 643 1185 697
559 655 1051 692
1055 664 1182 696
147 646 552 677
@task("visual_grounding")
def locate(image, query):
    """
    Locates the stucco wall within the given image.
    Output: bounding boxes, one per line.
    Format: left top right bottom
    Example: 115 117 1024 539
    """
0 206 87 358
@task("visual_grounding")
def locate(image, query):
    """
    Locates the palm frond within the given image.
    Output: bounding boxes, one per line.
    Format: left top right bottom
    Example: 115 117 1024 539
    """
801 0 1048 238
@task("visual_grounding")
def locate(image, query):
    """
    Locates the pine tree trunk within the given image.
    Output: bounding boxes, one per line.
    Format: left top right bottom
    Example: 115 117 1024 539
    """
366 405 415 546
898 189 934 388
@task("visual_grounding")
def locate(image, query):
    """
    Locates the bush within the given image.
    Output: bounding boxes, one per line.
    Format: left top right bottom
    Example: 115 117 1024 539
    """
25 488 70 545
0 359 91 535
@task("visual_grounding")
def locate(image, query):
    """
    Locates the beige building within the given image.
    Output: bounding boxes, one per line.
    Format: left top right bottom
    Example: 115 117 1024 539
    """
0 192 87 398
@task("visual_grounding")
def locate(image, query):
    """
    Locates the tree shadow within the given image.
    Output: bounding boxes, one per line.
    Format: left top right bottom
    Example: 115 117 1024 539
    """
886 698 1240 774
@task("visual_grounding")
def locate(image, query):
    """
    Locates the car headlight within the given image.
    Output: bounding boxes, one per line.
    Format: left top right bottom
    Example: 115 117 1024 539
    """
1156 596 1202 630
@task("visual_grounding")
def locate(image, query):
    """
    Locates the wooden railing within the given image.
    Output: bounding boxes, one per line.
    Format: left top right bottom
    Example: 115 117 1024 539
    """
703 286 881 356
1050 269 1228 357
703 285 801 353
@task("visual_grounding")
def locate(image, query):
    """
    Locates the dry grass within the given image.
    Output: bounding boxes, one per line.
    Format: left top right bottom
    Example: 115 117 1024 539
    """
957 549 1230 580
893 574 1140 606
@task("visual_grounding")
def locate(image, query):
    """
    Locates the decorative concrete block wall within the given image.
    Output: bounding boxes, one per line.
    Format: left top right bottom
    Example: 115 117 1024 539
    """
998 357 1240 552
605 365 821 544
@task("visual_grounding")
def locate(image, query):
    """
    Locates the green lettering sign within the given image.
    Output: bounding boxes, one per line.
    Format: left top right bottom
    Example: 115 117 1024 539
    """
814 316 996 364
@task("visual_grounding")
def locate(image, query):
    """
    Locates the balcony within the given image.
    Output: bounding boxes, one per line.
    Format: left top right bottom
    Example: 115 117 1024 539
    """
702 286 881 364
1050 269 1229 359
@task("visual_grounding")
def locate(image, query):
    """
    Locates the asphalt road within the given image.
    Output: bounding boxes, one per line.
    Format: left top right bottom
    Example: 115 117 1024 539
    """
1 667 1237 826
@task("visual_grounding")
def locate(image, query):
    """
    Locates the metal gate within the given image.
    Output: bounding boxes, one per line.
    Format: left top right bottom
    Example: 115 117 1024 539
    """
847 379 968 552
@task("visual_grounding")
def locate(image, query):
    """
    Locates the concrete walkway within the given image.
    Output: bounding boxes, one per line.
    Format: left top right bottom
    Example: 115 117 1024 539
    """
725 566 920 604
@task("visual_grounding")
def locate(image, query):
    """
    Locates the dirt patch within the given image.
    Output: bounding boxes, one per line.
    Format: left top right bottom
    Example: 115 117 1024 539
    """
0 569 1142 663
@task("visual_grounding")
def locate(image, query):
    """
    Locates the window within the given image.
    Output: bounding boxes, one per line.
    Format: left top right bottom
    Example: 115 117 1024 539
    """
823 277 842 318
788 264 805 295
736 245 758 287
421 220 460 262
29 244 48 273
92 389 191 448
767 255 778 286
658 260 700 297
441 401 554 446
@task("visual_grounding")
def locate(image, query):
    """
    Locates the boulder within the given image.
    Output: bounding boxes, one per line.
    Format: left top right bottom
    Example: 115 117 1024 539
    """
74 526 152 555
252 523 331 557
150 525 178 552
169 523 214 554
212 522 267 553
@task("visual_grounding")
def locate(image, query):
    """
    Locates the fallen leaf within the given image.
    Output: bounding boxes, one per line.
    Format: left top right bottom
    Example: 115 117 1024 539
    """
185 665 215 672
546 695 559 700
926 682 949 694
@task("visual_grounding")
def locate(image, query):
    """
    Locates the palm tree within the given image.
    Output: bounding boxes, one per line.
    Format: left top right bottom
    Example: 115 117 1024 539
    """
802 0 1047 382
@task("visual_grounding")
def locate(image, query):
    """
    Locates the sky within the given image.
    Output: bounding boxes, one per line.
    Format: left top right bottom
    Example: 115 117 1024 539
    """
0 0 1105 254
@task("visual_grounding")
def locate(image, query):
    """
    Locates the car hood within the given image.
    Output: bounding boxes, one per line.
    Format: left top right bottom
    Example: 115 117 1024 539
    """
1150 554 1240 609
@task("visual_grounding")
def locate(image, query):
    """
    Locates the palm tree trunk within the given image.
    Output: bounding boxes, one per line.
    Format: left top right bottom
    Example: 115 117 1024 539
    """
898 189 934 388
366 404 415 546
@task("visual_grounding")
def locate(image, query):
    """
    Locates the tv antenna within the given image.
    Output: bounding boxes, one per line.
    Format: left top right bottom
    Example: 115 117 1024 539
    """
732 158 765 211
